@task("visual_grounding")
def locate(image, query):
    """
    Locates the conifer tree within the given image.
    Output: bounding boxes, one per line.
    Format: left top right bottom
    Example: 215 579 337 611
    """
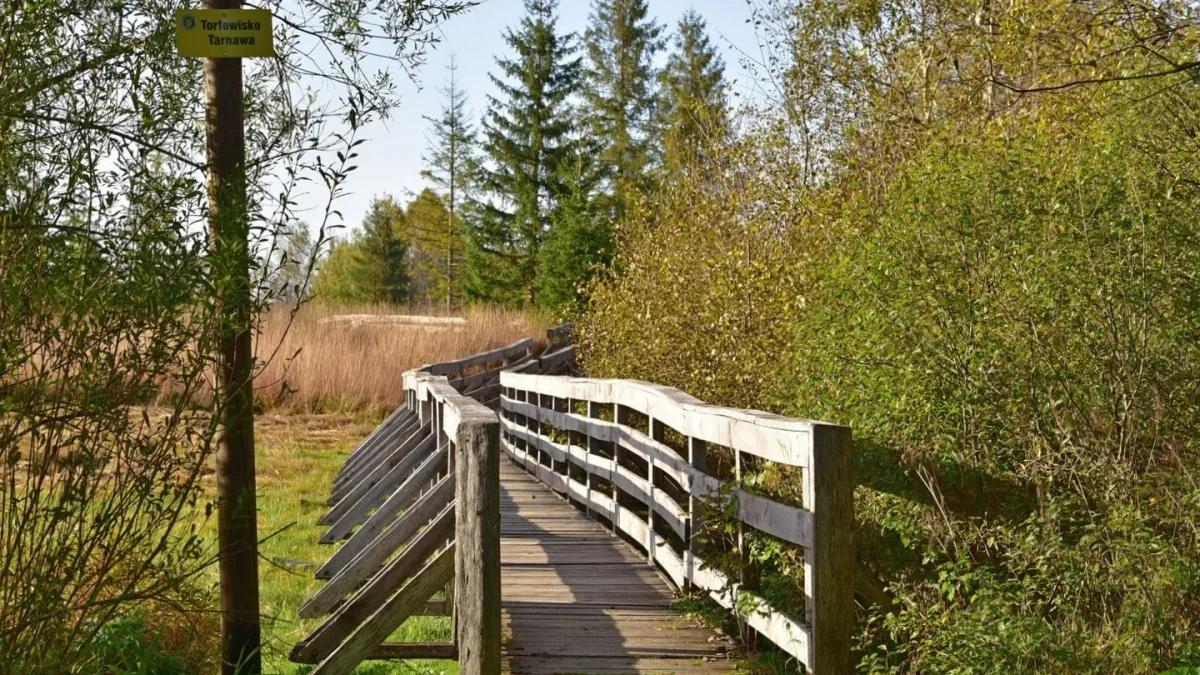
404 188 458 305
360 196 410 302
421 56 473 308
583 0 664 210
466 0 583 305
534 135 611 313
313 196 409 303
658 10 728 174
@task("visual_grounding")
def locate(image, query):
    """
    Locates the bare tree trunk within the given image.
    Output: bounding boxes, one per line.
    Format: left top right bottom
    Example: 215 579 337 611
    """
204 0 262 669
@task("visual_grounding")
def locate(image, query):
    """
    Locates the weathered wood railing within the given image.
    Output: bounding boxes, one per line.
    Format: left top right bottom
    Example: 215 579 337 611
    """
497 374 854 673
291 327 575 674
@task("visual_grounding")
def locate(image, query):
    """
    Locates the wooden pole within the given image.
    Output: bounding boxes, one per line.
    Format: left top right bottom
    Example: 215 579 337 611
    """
203 0 262 670
454 408 501 674
806 424 854 673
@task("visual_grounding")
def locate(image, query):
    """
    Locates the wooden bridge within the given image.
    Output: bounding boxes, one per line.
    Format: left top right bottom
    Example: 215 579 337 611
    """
290 325 855 674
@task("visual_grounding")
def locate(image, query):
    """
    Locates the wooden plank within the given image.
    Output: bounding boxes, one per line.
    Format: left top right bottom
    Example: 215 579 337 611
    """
317 441 446 553
328 417 422 505
426 338 532 376
538 345 575 373
319 434 437 541
290 641 456 663
498 458 734 674
307 546 456 675
334 414 420 485
737 489 813 548
335 413 417 482
327 420 424 507
292 509 455 664
302 475 454 617
504 656 732 674
545 321 574 344
336 405 412 475
454 404 502 675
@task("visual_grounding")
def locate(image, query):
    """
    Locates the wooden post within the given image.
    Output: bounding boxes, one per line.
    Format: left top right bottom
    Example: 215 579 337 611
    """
586 401 601 519
614 405 630 533
204 0 261 669
454 408 501 675
734 448 761 649
647 418 664 565
686 436 707 589
806 424 854 673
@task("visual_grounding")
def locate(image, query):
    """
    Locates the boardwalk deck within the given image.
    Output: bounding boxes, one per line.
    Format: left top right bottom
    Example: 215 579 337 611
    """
499 459 735 674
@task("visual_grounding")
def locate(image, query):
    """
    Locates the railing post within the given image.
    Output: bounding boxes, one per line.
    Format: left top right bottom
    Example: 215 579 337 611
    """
686 436 707 588
647 418 664 566
585 401 601 520
734 447 761 648
806 423 854 673
454 408 501 675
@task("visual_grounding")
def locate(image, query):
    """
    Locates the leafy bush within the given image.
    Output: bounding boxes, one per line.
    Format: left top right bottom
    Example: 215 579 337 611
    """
582 57 1200 675
84 619 189 675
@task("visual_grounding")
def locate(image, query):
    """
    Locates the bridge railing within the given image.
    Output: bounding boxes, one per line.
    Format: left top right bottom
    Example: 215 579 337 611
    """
497 373 854 673
291 325 575 675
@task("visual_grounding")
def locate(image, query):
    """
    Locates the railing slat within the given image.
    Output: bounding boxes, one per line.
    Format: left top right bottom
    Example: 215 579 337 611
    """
301 475 455 618
308 545 456 675
293 508 455 664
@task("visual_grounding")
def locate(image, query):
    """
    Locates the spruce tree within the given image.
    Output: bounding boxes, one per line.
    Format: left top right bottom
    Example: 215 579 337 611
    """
312 196 409 304
420 55 474 308
360 196 410 303
466 0 582 305
404 189 458 305
658 10 728 174
534 135 611 313
583 0 664 211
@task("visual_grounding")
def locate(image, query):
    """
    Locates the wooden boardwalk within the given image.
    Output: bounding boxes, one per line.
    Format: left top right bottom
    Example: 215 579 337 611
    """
499 458 735 674
294 331 853 674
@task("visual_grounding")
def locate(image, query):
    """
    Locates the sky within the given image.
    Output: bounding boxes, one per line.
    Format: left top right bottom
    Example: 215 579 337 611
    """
299 0 767 236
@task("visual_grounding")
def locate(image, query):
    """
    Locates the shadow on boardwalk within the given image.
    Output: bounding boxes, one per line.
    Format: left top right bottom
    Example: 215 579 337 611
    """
498 458 733 674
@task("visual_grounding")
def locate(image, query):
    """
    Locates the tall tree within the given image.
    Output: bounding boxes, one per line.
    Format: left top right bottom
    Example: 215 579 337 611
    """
535 135 612 313
466 0 583 305
360 196 410 303
404 188 461 305
312 197 410 303
421 56 475 308
583 0 664 211
658 10 728 174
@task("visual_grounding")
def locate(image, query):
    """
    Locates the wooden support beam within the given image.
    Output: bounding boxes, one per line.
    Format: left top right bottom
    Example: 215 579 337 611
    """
332 415 420 493
806 424 854 673
302 475 454 617
327 421 424 508
319 434 437 539
290 642 456 664
306 546 456 675
317 441 447 568
293 508 455 664
453 406 501 675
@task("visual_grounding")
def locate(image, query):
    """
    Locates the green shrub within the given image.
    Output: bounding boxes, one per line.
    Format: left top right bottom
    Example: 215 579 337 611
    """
582 100 1200 674
83 619 189 675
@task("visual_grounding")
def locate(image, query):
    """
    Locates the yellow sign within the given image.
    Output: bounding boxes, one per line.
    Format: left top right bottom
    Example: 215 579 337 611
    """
175 9 274 58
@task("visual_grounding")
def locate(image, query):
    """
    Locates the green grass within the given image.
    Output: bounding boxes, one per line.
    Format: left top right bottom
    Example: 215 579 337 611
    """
204 409 457 675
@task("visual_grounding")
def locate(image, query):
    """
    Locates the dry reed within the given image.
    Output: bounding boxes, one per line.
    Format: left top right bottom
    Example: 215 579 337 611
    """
250 303 551 410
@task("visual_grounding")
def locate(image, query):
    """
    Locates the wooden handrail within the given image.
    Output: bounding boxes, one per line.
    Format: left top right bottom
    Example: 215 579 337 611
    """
497 372 855 673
